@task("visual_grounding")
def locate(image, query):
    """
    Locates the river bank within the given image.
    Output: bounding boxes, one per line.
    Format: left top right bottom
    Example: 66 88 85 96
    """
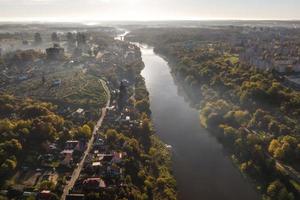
137 44 260 200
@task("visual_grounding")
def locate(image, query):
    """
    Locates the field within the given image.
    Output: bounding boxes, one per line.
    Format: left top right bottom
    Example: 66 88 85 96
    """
3 63 107 109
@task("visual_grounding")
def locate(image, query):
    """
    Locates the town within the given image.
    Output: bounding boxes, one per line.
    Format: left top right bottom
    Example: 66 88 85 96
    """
0 25 176 200
1 1 300 200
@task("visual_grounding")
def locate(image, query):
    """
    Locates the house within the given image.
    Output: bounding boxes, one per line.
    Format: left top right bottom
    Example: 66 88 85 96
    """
72 108 86 123
93 138 105 150
83 178 106 191
92 161 102 167
49 143 58 153
17 75 28 81
52 79 62 87
90 161 103 173
64 140 86 151
66 194 85 200
101 154 114 163
37 190 53 200
46 44 65 60
107 165 122 176
39 154 54 167
60 149 73 166
111 152 124 164
65 140 79 150
23 191 37 197
75 108 84 115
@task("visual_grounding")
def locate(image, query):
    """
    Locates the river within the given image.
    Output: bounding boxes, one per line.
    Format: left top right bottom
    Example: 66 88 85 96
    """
114 30 259 200
139 45 259 200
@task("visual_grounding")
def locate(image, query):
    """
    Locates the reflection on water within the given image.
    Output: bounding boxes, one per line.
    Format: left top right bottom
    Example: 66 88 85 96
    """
140 45 259 200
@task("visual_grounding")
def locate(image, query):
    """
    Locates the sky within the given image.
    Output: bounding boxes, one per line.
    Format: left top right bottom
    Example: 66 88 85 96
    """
0 0 299 22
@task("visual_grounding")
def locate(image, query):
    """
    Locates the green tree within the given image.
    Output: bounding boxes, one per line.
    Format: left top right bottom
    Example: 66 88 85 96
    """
135 99 151 115
75 124 92 140
0 158 17 176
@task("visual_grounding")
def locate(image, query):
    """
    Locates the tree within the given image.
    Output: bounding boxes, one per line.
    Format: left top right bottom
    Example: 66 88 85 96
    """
34 33 42 45
106 129 119 146
267 180 282 198
233 110 250 125
0 119 15 133
222 125 237 145
66 32 75 45
21 105 51 119
0 158 17 176
141 118 152 136
0 196 8 200
86 193 100 200
278 188 294 200
75 124 92 140
1 139 22 155
268 136 299 161
31 119 57 142
38 180 56 191
51 32 59 42
267 180 294 200
135 99 151 115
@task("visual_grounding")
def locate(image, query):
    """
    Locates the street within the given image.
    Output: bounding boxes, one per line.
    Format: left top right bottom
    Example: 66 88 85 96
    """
60 79 111 200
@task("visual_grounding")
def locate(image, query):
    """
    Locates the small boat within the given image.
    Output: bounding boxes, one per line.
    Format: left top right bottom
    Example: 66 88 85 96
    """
165 144 173 150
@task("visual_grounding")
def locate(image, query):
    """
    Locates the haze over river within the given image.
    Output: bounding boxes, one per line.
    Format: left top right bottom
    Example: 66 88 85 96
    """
139 45 260 200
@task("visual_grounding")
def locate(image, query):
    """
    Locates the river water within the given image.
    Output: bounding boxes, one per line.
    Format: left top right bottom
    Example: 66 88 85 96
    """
139 45 260 200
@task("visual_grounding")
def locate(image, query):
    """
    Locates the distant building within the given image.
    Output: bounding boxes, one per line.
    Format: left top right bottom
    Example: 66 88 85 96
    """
52 79 62 87
46 44 65 60
76 33 86 47
51 32 60 42
34 33 42 45
17 75 28 81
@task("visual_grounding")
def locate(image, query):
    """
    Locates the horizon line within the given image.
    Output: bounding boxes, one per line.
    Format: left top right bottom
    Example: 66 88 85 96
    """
1 18 300 24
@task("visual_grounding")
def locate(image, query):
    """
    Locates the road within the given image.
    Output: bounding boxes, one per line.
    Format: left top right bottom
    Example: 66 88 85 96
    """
243 127 300 185
60 79 111 200
275 158 300 184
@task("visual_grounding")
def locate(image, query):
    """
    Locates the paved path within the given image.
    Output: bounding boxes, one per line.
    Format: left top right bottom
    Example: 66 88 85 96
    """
60 79 111 200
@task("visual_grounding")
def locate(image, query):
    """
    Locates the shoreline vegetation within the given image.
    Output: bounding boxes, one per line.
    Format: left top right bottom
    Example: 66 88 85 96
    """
127 27 300 200
99 55 177 200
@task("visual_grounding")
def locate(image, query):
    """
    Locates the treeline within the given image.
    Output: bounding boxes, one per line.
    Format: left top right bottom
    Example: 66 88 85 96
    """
127 67 176 200
128 28 300 199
